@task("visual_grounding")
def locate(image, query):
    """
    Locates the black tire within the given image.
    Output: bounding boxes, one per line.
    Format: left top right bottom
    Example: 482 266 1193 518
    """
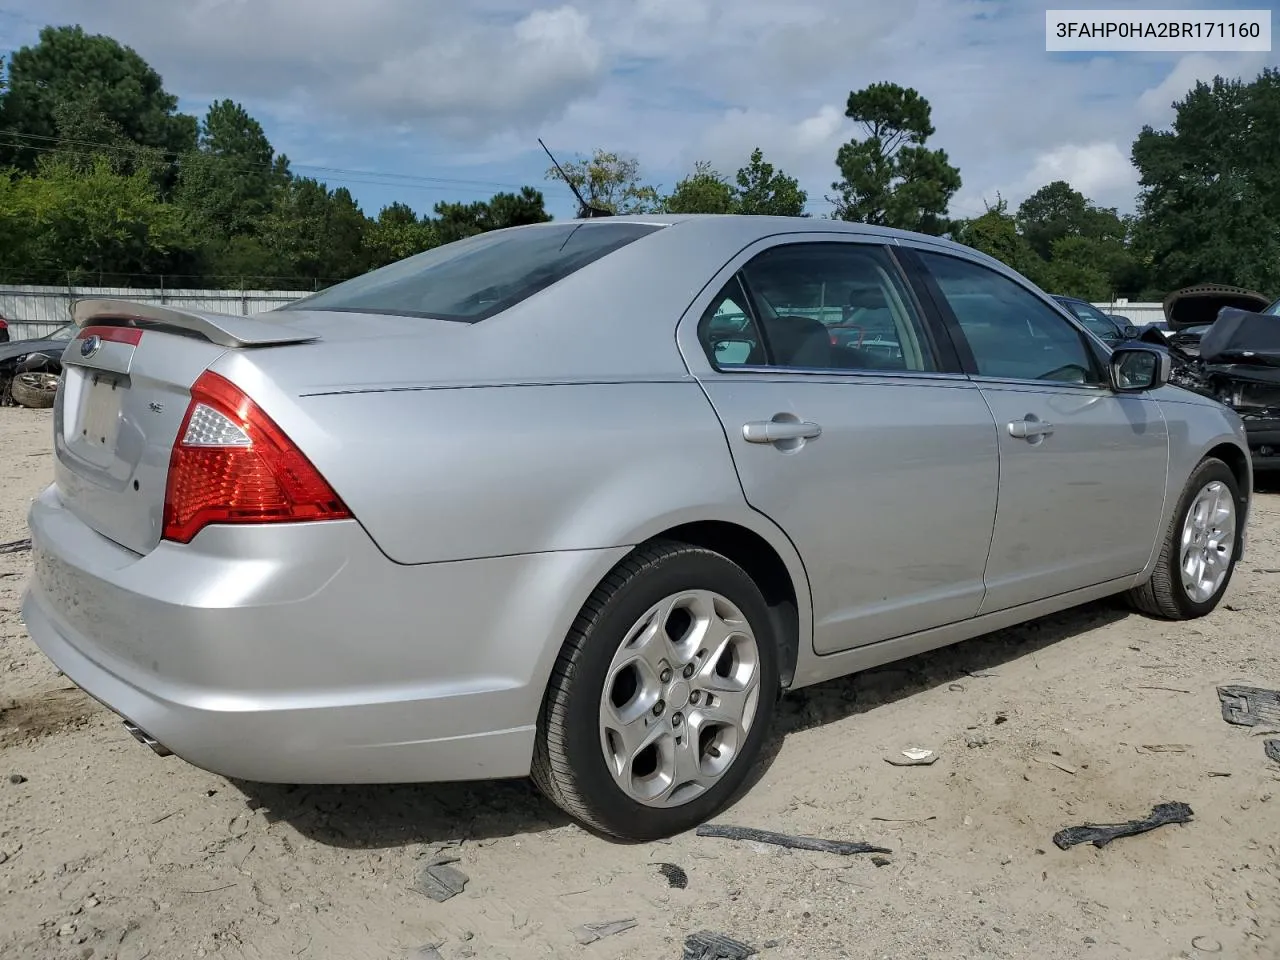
1127 457 1243 619
531 539 780 840
10 373 58 409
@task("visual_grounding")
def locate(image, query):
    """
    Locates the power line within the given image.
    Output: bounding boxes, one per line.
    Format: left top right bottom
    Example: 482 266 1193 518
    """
0 128 574 200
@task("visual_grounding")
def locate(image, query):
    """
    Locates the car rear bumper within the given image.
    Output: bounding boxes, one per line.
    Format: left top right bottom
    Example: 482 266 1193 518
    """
21 483 627 784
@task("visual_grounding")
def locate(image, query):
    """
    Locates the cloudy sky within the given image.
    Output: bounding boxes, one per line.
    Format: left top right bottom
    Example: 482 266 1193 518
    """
1 0 1277 221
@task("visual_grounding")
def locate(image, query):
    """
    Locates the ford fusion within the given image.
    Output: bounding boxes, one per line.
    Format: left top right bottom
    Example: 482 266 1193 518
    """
22 215 1251 840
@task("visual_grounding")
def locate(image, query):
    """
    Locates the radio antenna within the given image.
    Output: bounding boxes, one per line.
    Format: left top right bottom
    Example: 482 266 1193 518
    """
539 138 613 219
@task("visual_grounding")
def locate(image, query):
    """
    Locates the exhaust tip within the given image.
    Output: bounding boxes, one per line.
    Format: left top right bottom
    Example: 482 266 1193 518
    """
122 720 172 757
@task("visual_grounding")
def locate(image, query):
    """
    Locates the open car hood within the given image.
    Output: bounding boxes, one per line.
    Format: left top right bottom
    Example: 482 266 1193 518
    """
1162 284 1272 330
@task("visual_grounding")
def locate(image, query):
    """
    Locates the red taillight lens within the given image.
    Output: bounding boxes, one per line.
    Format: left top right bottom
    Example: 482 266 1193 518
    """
162 370 351 544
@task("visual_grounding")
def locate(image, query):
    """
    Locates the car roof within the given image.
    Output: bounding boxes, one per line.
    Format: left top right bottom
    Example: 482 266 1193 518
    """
503 212 981 248
497 213 1016 275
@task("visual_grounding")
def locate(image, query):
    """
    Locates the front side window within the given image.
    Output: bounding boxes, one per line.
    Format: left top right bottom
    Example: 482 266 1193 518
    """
278 222 663 323
919 252 1100 385
738 242 936 372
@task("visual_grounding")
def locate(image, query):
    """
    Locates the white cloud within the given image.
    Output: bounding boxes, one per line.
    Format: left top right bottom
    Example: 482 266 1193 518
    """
694 105 847 192
1137 51 1272 124
347 6 604 134
1017 142 1139 207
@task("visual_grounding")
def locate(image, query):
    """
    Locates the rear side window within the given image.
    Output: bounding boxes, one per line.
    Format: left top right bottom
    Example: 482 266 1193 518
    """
279 222 664 322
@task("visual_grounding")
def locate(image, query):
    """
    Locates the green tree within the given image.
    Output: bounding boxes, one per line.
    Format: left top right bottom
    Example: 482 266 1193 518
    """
363 202 437 269
1131 67 1280 294
735 148 808 216
0 155 195 282
259 177 368 284
1015 181 1148 297
829 82 961 234
664 161 736 214
546 148 661 215
951 195 1050 286
1016 180 1127 261
177 100 288 238
0 25 196 173
663 150 808 216
433 187 552 244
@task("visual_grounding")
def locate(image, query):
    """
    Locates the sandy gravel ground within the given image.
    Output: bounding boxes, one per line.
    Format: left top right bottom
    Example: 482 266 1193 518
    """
1 405 1278 960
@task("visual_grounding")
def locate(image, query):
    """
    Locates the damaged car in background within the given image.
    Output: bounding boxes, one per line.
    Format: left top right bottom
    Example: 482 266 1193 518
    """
0 322 72 408
1145 285 1280 470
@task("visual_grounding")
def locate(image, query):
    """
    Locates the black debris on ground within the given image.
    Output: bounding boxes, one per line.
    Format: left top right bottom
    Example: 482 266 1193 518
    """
0 538 30 555
412 857 469 902
657 862 688 889
696 824 891 856
682 930 758 959
8 773 27 784
1265 739 1280 764
1216 685 1280 727
571 919 637 945
1053 801 1194 850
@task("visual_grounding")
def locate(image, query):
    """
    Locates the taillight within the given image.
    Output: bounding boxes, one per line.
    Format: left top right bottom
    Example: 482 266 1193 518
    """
162 370 351 544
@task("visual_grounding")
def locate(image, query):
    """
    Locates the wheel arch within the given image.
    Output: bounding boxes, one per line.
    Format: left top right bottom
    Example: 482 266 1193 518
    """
1205 441 1250 497
1204 440 1251 561
646 519 805 689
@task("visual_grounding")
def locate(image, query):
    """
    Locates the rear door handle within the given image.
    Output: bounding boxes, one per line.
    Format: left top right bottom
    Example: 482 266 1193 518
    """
743 420 823 444
1007 418 1054 440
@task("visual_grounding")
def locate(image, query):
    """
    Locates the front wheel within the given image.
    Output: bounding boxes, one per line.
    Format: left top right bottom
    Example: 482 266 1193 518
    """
1127 457 1243 619
531 540 779 840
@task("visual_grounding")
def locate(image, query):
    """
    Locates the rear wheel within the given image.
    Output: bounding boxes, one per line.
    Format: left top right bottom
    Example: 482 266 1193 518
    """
1127 457 1242 619
532 540 779 840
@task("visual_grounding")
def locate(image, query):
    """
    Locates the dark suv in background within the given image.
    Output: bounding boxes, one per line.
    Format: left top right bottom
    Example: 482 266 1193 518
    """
1050 295 1137 346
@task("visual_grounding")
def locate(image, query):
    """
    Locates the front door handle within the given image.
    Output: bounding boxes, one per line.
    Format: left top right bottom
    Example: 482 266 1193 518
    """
1007 418 1054 440
743 420 823 444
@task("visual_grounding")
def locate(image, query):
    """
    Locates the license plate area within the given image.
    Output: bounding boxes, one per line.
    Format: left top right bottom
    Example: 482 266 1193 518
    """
65 366 127 459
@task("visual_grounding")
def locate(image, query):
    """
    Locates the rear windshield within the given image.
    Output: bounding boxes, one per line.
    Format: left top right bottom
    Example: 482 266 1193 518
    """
278 221 664 322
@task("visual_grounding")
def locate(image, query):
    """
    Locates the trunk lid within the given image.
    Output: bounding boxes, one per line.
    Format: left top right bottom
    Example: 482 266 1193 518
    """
52 300 320 556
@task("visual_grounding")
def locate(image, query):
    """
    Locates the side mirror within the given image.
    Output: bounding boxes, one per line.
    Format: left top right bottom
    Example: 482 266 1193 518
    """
1110 345 1171 392
1120 324 1140 339
712 338 754 366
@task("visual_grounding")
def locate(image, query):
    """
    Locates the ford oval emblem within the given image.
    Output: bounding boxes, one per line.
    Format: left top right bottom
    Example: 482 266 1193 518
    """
80 335 101 359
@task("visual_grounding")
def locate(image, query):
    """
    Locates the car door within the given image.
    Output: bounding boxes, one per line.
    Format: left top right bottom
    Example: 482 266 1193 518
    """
907 247 1170 613
678 237 1001 655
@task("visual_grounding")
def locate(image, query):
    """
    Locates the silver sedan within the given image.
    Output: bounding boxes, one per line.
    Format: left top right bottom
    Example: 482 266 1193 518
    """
22 215 1251 840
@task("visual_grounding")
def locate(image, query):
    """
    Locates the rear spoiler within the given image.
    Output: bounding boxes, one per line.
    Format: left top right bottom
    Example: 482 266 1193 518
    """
71 299 318 348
